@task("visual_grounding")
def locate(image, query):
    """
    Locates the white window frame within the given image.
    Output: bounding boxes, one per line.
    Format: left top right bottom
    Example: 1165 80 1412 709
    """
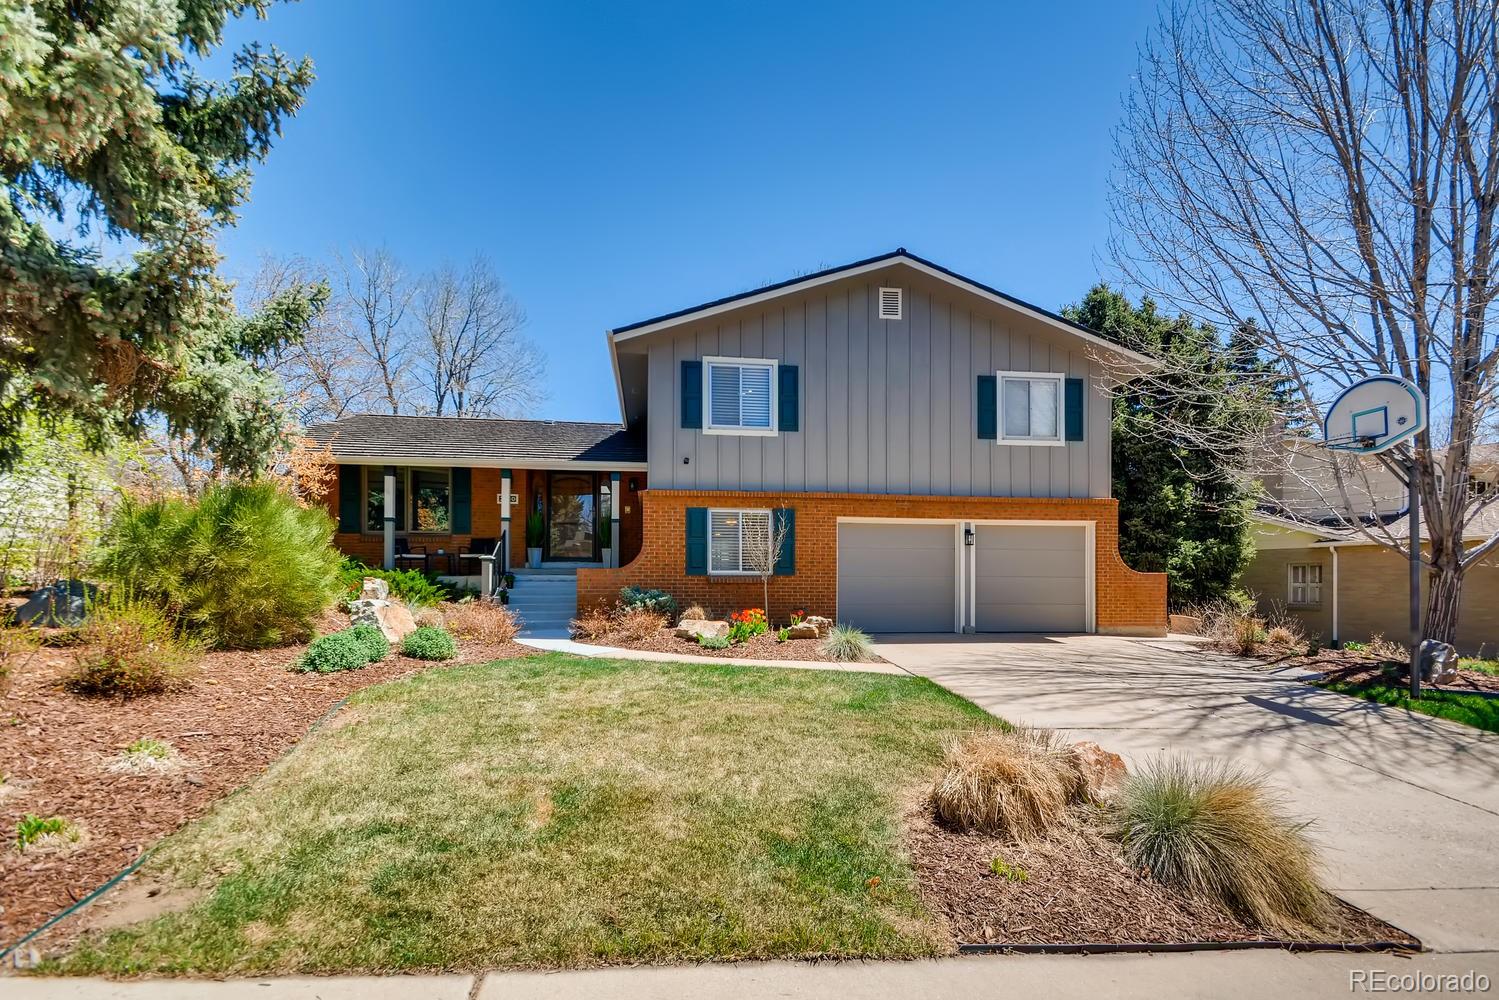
708 507 772 576
1288 563 1323 607
703 356 779 437
996 370 1066 447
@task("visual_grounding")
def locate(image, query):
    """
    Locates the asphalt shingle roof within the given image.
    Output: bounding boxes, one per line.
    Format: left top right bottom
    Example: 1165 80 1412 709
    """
305 414 645 466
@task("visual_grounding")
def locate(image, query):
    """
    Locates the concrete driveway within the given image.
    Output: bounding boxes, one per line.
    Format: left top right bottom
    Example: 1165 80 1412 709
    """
875 633 1499 954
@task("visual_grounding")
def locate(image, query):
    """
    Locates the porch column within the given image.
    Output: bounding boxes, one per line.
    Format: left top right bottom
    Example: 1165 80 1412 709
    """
610 472 622 568
500 468 512 570
382 465 396 570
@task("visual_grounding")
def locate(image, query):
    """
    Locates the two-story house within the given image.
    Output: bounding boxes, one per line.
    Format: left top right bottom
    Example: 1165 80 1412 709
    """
308 250 1167 636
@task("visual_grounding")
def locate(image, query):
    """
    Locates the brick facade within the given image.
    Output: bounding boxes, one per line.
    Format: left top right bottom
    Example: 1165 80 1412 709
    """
578 489 1167 635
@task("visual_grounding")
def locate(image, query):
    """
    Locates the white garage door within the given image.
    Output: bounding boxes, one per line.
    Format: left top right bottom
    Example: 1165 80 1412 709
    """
974 524 1088 632
837 522 956 633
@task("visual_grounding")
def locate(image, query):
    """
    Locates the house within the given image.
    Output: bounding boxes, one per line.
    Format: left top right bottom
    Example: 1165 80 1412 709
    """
1243 441 1499 653
308 249 1168 635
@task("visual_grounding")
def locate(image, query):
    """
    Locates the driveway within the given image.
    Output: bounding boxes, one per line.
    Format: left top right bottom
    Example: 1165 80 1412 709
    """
875 634 1499 954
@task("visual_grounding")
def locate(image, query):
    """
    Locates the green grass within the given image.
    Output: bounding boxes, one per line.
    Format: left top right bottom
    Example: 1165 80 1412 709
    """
1459 658 1499 677
54 654 992 975
1322 668 1499 734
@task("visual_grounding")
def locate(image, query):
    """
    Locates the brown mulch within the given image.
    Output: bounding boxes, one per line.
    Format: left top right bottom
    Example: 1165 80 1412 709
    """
0 613 538 950
905 806 1417 948
576 626 887 664
1241 645 1499 694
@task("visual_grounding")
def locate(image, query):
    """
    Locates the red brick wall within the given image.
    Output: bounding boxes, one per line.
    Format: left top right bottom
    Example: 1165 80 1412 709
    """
577 490 1167 635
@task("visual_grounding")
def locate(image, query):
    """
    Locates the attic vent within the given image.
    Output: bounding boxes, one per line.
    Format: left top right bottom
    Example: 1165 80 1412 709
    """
878 287 903 320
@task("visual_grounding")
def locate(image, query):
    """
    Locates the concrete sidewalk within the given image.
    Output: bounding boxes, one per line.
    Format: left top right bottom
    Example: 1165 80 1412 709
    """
517 636 906 674
11 951 1499 999
874 633 1499 954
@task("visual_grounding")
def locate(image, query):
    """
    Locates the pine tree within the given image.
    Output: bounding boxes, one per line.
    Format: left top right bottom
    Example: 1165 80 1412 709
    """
0 1 321 472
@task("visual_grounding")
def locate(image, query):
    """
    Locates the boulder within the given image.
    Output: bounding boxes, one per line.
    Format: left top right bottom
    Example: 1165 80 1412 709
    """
14 579 98 627
675 618 729 641
786 622 819 639
1420 639 1460 685
804 615 834 637
349 598 418 644
1070 741 1128 803
360 577 390 601
1168 613 1203 636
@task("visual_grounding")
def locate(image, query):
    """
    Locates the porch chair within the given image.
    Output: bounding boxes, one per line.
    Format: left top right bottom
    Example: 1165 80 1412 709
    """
393 537 430 573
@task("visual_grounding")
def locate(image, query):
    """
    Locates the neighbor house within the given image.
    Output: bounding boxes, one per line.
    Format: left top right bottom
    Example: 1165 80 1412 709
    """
308 249 1168 635
1243 441 1499 653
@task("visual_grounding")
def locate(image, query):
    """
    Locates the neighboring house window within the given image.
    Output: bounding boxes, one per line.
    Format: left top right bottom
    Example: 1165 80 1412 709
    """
705 357 777 435
1469 477 1493 499
364 467 451 534
1288 563 1322 606
708 508 771 575
998 371 1064 445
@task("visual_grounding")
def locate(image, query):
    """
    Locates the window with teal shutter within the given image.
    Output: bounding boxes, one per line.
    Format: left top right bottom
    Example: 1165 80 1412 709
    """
1064 378 1085 442
685 507 708 575
337 465 361 533
450 467 471 534
681 361 703 429
976 375 997 440
778 365 799 432
773 508 795 575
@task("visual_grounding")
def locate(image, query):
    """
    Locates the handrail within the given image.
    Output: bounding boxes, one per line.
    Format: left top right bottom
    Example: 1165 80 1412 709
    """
493 529 508 597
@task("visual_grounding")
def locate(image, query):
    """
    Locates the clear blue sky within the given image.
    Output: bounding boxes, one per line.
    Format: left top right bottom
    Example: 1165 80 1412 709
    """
216 0 1159 423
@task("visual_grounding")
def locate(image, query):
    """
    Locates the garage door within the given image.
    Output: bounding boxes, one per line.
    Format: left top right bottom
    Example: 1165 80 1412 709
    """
974 525 1087 632
837 522 956 632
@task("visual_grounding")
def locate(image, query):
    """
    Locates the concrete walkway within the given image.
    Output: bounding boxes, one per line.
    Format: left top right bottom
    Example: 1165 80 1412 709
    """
874 633 1499 954
517 636 906 674
12 951 1499 999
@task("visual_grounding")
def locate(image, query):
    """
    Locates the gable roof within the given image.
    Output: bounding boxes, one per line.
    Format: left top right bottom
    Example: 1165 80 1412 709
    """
305 414 646 468
608 248 1159 367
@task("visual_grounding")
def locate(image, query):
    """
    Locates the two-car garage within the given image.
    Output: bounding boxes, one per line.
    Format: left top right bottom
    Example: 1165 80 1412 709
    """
836 520 1092 634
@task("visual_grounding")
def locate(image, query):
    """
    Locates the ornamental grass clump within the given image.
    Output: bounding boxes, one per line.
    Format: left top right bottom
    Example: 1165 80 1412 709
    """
402 626 457 661
821 623 874 661
930 727 1082 841
441 600 520 644
1111 756 1335 934
64 594 200 698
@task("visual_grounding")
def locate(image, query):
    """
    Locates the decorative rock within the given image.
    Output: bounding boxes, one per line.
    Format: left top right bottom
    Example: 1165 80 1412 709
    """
786 622 819 639
14 579 98 627
804 615 834 637
1168 613 1203 635
1070 741 1128 802
360 577 390 601
349 598 418 643
1420 639 1460 685
675 618 730 641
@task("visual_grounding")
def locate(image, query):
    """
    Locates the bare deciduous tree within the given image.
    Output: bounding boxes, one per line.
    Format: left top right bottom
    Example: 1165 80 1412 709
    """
415 257 545 416
249 254 365 424
337 247 417 415
742 510 792 616
1109 0 1499 645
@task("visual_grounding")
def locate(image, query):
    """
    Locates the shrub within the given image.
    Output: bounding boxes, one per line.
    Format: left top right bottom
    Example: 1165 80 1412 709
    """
64 595 200 698
1111 757 1334 934
680 603 709 621
776 626 790 642
1365 633 1409 662
414 606 445 629
402 626 457 661
347 623 390 663
698 634 732 650
570 608 615 642
821 623 874 661
294 631 369 674
337 559 451 608
620 586 678 620
15 813 80 852
97 482 342 649
614 607 667 643
930 727 1082 840
441 601 519 644
1264 625 1297 646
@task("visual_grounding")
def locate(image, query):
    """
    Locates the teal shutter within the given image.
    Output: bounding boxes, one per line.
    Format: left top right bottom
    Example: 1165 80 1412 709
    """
778 365 799 432
977 375 997 440
450 467 471 533
773 508 795 576
337 465 361 533
1064 378 1085 442
686 507 708 575
681 361 703 429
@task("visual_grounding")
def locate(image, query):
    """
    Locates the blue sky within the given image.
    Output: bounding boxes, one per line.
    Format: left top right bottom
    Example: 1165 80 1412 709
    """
216 0 1159 423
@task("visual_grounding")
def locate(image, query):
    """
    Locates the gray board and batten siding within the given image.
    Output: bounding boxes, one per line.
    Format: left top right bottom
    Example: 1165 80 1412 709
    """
629 265 1113 498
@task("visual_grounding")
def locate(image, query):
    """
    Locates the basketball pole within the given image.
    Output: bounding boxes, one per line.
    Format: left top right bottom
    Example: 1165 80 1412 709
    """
1407 451 1422 699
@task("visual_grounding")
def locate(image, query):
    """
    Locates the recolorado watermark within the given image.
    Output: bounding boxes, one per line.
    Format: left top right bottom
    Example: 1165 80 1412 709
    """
1351 970 1491 993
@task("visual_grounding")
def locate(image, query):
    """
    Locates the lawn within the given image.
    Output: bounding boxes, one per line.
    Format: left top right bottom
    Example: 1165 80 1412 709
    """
1322 670 1499 734
53 654 993 975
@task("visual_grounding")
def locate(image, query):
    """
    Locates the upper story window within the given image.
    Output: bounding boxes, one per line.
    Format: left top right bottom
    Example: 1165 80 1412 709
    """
998 371 1065 445
705 356 778 436
1288 563 1322 606
709 508 772 575
364 467 451 534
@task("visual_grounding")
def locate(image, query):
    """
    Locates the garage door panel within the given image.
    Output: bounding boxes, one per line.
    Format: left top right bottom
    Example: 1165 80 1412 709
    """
838 523 955 633
974 525 1087 633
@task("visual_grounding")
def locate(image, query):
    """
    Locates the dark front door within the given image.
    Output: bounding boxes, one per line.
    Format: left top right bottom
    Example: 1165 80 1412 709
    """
545 472 598 561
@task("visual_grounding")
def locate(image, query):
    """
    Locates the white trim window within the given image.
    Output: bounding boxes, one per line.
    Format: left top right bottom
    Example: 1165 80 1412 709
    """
1288 563 1323 606
997 371 1065 445
705 356 778 436
709 508 772 575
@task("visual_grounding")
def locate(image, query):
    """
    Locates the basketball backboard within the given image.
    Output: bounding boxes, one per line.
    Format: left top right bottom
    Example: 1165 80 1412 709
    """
1322 375 1426 454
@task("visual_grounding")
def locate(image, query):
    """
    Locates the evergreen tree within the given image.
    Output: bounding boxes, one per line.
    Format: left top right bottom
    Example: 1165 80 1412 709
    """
1065 285 1269 607
0 1 321 472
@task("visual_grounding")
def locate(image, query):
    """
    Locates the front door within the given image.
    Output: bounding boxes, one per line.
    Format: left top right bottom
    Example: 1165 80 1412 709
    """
545 472 599 561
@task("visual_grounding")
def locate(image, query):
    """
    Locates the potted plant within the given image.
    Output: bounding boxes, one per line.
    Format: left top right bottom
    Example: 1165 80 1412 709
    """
525 511 544 568
503 571 516 589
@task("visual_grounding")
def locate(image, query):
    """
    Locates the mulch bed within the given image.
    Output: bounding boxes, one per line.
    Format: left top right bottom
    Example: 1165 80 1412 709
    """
905 806 1417 949
0 612 537 951
577 626 887 664
1244 646 1499 695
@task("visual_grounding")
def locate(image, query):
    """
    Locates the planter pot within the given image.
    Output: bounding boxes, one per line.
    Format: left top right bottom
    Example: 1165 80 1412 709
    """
499 589 510 605
503 573 516 589
527 547 542 569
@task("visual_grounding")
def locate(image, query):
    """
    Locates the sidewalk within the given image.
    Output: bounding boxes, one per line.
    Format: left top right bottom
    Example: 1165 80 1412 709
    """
11 951 1499 999
517 636 906 674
